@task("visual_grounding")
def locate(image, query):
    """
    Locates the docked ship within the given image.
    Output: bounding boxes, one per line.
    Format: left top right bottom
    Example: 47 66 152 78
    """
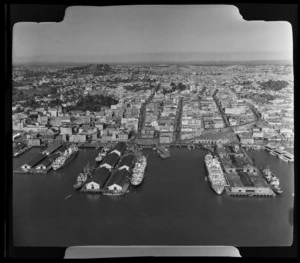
156 145 170 159
52 145 79 171
261 167 283 194
131 155 147 186
278 151 294 163
204 153 226 195
73 162 92 190
95 146 110 162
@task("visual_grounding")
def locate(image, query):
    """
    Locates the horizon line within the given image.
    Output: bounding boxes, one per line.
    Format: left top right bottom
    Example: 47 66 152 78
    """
13 59 293 66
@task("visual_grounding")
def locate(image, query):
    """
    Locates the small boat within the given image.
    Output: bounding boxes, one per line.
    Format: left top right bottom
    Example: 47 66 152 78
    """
261 167 283 195
65 195 72 200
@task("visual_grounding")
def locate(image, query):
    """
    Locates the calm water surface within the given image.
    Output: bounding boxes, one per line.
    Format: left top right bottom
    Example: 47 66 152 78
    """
13 147 294 246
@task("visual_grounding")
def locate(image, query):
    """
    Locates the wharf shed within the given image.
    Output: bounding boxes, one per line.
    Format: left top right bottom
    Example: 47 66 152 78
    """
100 152 120 170
35 152 60 170
104 169 131 191
85 167 111 190
21 153 47 170
117 154 136 171
42 142 62 155
109 141 127 156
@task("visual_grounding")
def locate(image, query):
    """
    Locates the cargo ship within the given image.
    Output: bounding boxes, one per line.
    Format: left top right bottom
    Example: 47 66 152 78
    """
95 146 110 162
261 167 283 194
52 145 79 171
131 155 147 186
204 153 226 195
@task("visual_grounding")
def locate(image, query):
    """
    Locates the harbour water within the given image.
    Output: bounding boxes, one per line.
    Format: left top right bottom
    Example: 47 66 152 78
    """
12 147 294 247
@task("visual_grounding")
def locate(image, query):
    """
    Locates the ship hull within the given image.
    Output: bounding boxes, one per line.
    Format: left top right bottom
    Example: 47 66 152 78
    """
205 158 225 195
73 181 86 190
210 183 224 195
53 150 79 171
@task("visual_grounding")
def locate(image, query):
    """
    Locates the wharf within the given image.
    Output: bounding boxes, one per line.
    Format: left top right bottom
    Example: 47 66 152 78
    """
224 186 275 197
13 166 52 174
80 182 130 195
13 146 32 157
77 143 99 148
42 142 62 155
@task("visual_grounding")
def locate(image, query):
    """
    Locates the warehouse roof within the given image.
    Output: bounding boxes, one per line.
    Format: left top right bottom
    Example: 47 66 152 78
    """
104 169 130 188
86 167 111 186
117 154 135 169
101 152 120 168
25 153 47 167
110 142 127 155
42 142 62 155
36 152 60 167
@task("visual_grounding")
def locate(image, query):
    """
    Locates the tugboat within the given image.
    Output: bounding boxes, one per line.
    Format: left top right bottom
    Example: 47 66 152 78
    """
73 162 93 190
95 146 110 162
261 167 283 195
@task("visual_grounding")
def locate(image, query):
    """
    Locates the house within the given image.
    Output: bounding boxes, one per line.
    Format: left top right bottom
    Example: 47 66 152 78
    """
100 152 120 170
104 169 131 191
84 167 111 190
117 154 135 171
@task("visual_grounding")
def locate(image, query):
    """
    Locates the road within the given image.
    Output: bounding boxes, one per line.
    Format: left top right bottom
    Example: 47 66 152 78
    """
173 97 184 142
137 83 160 136
212 90 230 127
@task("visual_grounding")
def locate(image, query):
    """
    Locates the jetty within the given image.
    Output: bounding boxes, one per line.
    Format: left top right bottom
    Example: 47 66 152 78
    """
42 142 62 155
216 145 276 197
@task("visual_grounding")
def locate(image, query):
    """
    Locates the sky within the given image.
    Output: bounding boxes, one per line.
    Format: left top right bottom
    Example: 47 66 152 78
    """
13 5 293 63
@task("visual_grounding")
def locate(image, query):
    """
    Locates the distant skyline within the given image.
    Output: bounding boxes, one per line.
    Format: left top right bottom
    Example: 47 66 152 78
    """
13 5 293 64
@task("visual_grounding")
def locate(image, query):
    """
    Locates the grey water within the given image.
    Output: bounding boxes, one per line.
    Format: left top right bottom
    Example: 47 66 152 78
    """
12 147 294 246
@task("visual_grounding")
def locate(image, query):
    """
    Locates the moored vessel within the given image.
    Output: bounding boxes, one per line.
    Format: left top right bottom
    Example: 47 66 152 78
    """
204 153 226 195
95 146 110 162
52 145 79 171
73 162 93 190
261 167 283 195
131 155 147 186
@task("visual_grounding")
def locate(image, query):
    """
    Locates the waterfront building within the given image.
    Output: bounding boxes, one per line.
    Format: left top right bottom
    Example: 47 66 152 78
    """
69 133 87 143
117 154 135 171
104 169 130 191
27 138 41 147
85 167 111 190
21 153 47 170
109 142 127 157
42 142 62 155
100 152 120 170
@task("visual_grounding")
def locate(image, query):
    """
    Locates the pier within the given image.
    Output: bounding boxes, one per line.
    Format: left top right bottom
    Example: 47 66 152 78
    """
224 186 275 197
216 145 275 197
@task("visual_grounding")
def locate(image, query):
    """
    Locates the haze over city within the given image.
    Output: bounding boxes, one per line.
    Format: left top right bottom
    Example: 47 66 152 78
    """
13 5 293 64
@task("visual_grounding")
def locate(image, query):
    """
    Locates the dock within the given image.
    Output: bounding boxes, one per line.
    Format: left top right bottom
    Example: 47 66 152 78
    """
217 145 276 197
13 145 32 157
42 142 62 155
81 182 130 196
224 186 275 197
77 141 102 148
